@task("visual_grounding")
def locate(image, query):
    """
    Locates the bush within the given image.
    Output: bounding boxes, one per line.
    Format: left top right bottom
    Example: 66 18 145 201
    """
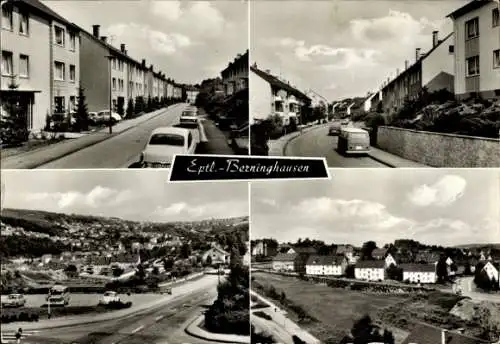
253 311 272 320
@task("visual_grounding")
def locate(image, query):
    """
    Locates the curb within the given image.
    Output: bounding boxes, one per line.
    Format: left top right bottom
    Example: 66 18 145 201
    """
184 315 250 344
5 104 182 169
281 124 328 155
366 153 396 168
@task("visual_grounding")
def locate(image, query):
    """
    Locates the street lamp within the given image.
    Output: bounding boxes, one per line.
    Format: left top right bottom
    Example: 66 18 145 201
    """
105 55 113 134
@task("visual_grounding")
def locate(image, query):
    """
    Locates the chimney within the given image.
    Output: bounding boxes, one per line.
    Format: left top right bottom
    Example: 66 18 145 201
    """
265 69 271 74
100 36 107 43
441 329 448 344
405 60 409 69
92 25 100 38
120 44 126 53
396 68 400 75
432 30 439 47
142 59 146 67
415 48 421 61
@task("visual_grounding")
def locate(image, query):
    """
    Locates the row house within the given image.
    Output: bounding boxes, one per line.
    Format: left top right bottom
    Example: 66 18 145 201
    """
354 260 386 282
448 0 500 99
380 30 455 113
400 263 437 284
221 50 249 97
250 64 311 125
305 255 348 276
1 0 80 132
272 253 297 272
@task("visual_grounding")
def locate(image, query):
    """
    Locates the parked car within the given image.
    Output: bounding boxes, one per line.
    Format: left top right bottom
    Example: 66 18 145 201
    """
337 127 370 155
179 109 199 128
1 294 26 308
328 120 342 135
140 127 198 168
96 110 122 124
99 291 121 305
88 112 99 124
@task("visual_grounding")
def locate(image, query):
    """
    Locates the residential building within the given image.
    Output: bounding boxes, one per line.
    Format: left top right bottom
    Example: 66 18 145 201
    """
448 0 500 99
305 255 347 276
363 92 381 112
380 31 455 113
336 245 358 264
305 89 329 114
272 253 297 272
250 64 311 125
166 80 174 100
372 248 388 260
1 0 80 132
354 260 386 281
415 251 441 264
401 263 437 284
221 50 248 97
79 25 143 114
481 261 499 283
186 87 199 105
202 246 229 265
173 84 183 100
402 323 489 344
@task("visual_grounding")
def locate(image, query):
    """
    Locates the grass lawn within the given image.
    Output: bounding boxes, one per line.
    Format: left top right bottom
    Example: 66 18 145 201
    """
252 272 410 343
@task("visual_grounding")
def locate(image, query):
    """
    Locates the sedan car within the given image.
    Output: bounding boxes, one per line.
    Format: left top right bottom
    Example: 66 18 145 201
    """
96 110 122 124
179 109 199 128
99 291 120 305
328 121 342 135
140 127 198 168
1 294 26 308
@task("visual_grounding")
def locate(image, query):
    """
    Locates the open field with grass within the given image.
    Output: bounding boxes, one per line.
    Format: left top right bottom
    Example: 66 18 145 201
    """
252 272 410 343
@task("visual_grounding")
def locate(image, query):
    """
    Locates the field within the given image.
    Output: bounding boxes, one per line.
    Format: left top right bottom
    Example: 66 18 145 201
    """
252 272 410 343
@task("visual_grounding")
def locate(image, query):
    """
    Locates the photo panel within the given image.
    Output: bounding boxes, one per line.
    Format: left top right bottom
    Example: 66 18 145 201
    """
249 0 500 167
0 170 250 344
1 0 249 170
250 168 500 344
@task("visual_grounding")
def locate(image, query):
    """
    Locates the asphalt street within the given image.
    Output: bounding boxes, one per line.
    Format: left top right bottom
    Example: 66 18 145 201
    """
284 126 389 168
1 276 220 344
35 105 234 169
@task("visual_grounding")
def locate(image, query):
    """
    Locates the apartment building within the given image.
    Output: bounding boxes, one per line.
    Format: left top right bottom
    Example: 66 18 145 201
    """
448 0 500 99
173 84 183 100
250 64 311 125
128 60 146 101
1 0 80 132
221 50 249 97
166 80 174 100
380 31 455 113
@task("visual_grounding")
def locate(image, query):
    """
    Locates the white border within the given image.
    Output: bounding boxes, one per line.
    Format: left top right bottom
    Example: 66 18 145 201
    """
167 154 331 183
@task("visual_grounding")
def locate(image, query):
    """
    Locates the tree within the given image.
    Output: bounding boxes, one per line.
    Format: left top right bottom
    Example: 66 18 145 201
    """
361 241 377 260
147 96 153 112
117 99 124 117
474 268 499 291
206 255 213 266
0 77 29 144
134 96 144 114
350 315 394 344
386 265 403 281
126 98 134 118
152 266 159 275
64 264 78 277
180 243 192 259
135 264 146 281
74 85 89 131
112 267 124 277
436 257 449 283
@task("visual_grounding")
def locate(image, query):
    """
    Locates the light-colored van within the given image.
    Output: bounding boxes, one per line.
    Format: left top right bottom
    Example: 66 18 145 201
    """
47 285 70 306
337 127 370 155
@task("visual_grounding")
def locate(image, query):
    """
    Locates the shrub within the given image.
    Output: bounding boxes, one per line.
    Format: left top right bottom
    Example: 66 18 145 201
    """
253 311 272 320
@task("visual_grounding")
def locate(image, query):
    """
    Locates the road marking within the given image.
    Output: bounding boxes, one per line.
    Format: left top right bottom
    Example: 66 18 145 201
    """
130 325 144 334
155 315 165 321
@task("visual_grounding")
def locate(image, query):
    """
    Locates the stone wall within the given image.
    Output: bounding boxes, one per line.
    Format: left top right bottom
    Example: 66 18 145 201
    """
377 126 500 167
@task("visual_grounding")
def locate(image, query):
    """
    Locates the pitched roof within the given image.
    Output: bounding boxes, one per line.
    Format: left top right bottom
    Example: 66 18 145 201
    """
336 245 354 254
273 253 297 262
355 260 385 269
400 263 436 273
402 323 489 344
292 246 317 254
306 255 346 266
415 252 441 263
13 0 78 29
250 66 311 102
447 0 494 19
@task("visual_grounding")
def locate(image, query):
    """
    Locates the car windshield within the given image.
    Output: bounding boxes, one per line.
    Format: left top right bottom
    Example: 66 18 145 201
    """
182 111 196 116
149 133 185 146
8 295 19 299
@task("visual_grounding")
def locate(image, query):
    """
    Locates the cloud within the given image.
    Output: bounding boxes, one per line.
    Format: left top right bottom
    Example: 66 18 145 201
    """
152 200 248 221
408 175 467 207
24 186 134 210
107 23 191 55
150 1 226 38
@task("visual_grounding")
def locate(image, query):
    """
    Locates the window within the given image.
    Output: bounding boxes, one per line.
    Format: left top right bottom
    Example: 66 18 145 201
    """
19 13 29 35
54 61 65 80
112 78 116 90
465 17 479 39
112 58 116 70
1 51 13 76
275 101 283 112
69 32 76 51
2 6 13 30
466 56 480 76
54 96 65 113
493 8 499 27
494 50 500 69
448 45 454 54
149 133 185 146
188 132 192 147
69 96 76 112
19 54 29 77
69 64 76 82
54 26 65 46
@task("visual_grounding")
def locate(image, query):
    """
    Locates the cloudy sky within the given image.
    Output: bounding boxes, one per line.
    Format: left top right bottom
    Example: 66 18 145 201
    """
44 0 248 84
251 169 500 247
251 0 467 101
1 171 248 222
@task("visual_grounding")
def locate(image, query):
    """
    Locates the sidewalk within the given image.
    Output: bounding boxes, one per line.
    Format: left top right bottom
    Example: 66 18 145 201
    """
268 124 320 156
197 118 236 155
250 290 321 344
0 104 183 169
184 314 250 344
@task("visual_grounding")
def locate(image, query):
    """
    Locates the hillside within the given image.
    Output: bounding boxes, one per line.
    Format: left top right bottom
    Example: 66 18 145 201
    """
453 244 500 250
